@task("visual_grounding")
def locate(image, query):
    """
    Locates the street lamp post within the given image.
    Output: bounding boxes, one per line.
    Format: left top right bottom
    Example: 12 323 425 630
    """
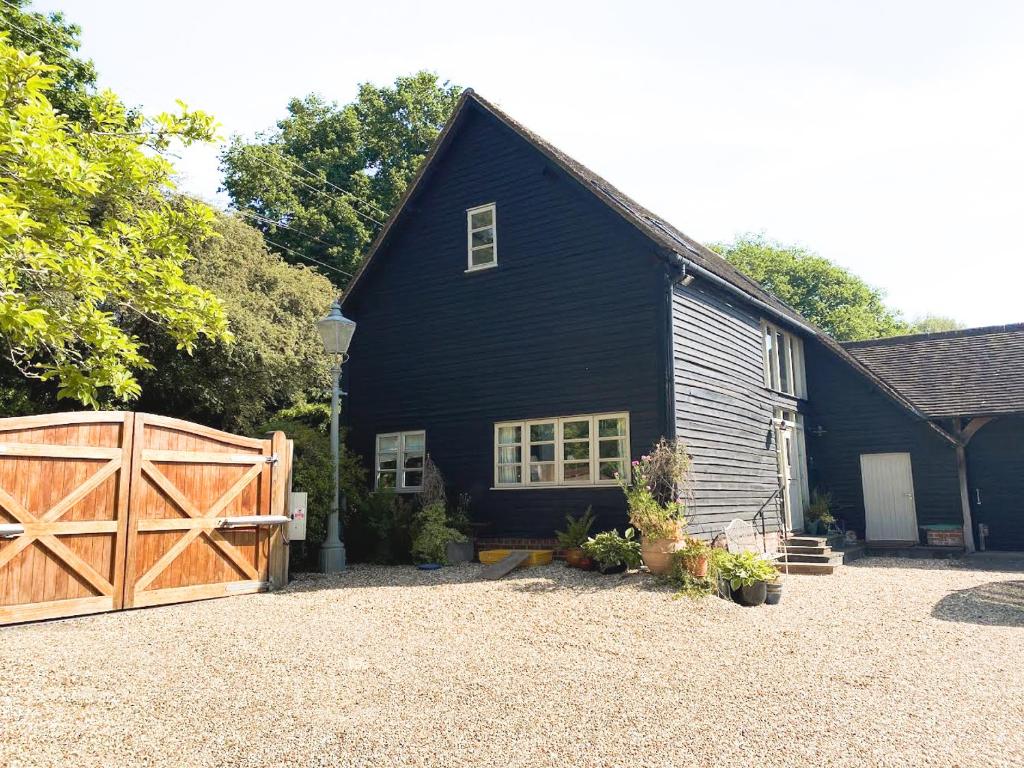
316 299 357 574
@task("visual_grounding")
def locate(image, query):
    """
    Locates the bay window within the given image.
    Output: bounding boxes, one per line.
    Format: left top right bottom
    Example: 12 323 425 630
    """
493 413 629 487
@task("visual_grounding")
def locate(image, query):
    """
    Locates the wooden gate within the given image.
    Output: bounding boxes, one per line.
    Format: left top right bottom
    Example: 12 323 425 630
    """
0 412 291 625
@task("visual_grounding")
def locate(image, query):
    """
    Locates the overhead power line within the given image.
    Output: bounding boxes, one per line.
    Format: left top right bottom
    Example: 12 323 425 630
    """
233 208 348 251
268 148 391 219
263 237 354 279
0 2 78 60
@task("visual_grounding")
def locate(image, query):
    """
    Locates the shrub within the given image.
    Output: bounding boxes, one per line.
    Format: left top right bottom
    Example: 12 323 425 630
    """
411 501 467 565
582 528 642 570
554 506 595 550
806 488 835 526
620 438 692 540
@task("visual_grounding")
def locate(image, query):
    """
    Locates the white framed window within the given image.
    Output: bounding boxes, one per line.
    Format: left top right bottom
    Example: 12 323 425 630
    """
762 321 806 398
466 203 497 271
375 430 425 491
493 412 629 488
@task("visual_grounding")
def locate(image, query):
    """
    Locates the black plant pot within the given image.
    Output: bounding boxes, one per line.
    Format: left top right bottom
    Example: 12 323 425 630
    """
765 581 783 606
598 562 627 575
716 575 732 601
731 581 768 607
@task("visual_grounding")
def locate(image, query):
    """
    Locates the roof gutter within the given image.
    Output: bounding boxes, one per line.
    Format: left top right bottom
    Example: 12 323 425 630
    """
668 252 818 337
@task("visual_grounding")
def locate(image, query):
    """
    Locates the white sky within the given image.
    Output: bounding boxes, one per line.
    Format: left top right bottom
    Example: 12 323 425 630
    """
41 0 1024 327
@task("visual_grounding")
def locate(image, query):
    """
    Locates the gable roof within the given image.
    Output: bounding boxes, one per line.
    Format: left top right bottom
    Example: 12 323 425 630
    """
844 324 1024 419
342 89 958 445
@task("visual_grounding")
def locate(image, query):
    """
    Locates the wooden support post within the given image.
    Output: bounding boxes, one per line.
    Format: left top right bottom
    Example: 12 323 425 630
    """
267 431 292 589
956 444 976 553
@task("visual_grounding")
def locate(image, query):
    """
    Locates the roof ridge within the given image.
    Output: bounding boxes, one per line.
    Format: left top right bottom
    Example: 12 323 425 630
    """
844 322 1024 348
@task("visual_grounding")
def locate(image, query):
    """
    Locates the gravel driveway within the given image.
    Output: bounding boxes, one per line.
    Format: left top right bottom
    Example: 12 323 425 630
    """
2 557 1022 768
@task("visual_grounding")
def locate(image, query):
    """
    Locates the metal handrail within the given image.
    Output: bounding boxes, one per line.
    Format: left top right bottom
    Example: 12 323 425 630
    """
752 487 782 549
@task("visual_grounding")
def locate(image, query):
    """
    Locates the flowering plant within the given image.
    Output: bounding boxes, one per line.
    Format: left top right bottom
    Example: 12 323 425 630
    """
619 438 692 541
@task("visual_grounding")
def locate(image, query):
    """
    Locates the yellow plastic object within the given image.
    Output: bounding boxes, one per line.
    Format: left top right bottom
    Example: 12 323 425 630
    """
478 549 553 567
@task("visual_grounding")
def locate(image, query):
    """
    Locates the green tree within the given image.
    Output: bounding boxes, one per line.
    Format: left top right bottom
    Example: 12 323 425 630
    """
0 0 97 121
129 214 337 432
221 72 461 283
0 36 229 406
905 315 965 335
714 235 908 341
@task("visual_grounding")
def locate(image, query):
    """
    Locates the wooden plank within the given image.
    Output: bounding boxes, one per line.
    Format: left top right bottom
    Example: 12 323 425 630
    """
33 534 113 596
120 413 148 609
0 595 111 626
139 413 267 450
134 529 203 592
20 521 119 535
0 443 122 459
481 550 530 580
267 431 291 589
142 449 265 465
111 413 134 611
0 411 127 432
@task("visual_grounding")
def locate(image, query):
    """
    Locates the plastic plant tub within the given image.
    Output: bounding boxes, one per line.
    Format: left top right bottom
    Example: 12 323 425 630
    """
478 549 553 567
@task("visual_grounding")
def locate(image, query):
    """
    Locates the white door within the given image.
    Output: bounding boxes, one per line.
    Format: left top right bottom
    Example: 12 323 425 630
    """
860 452 918 542
775 410 809 531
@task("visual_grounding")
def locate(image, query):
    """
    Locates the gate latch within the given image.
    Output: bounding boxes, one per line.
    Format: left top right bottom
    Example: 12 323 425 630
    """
265 454 279 465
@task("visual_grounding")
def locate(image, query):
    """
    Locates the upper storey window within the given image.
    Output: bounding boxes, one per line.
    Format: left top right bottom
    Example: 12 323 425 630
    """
762 321 807 399
466 203 497 271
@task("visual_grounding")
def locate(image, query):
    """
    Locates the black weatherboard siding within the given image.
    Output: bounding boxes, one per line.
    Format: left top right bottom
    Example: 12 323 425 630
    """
968 417 1024 551
672 281 797 539
802 340 962 538
343 104 668 538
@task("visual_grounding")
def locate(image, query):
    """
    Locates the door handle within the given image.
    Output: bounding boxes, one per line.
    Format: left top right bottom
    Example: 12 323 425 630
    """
975 489 982 506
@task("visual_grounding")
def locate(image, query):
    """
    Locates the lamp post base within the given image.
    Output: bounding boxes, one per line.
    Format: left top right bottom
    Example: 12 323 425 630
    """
319 543 347 573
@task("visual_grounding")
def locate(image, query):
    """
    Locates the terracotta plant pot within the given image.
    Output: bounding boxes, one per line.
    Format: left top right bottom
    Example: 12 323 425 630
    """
564 547 585 568
681 553 709 579
577 556 594 571
641 538 680 576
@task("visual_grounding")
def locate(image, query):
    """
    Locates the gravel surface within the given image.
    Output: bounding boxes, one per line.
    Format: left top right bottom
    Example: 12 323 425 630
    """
2 556 1023 768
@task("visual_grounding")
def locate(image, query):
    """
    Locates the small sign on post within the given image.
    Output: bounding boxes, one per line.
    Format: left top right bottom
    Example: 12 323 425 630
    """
288 491 308 541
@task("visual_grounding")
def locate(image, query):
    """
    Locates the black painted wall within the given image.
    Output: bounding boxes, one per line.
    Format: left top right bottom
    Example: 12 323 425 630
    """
803 339 962 538
967 416 1024 551
672 281 798 539
343 104 668 539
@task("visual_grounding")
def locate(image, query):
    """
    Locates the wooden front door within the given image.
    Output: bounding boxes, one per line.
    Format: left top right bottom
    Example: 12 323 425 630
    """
861 452 918 542
0 413 135 624
0 412 290 626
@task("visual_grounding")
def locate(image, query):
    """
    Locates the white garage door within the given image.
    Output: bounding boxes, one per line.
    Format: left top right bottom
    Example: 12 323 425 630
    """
860 452 919 542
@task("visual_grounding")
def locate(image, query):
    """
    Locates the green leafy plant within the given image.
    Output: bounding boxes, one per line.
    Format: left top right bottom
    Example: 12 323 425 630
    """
555 506 596 550
411 501 467 565
806 489 835 526
716 550 779 591
448 492 472 536
582 528 642 570
620 438 691 540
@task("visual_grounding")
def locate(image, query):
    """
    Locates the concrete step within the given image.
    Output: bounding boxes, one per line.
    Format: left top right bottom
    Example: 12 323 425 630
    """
778 560 840 575
782 552 844 565
784 536 829 548
783 545 832 556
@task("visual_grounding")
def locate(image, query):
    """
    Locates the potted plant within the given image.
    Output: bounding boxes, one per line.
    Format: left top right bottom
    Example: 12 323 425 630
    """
555 506 596 568
716 550 779 607
411 501 467 568
765 574 784 605
619 438 692 575
677 537 711 578
582 528 642 575
804 488 834 536
445 492 475 564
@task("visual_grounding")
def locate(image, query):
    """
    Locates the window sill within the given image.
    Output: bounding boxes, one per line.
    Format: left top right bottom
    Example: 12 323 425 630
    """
376 487 422 494
465 263 498 274
489 484 621 491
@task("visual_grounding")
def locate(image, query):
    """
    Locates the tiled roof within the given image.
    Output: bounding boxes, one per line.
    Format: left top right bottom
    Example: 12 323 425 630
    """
845 324 1024 418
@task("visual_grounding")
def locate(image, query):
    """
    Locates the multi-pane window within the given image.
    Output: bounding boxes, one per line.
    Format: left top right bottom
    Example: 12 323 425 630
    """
762 321 806 398
493 413 629 487
466 203 497 270
375 431 426 491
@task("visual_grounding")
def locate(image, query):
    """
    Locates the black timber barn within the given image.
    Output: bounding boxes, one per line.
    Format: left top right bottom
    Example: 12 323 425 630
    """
340 89 1016 553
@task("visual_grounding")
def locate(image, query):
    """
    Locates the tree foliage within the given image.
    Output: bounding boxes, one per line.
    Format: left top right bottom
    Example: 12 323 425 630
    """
221 72 461 283
0 35 229 406
0 0 97 121
714 235 908 341
905 315 965 335
129 214 337 432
